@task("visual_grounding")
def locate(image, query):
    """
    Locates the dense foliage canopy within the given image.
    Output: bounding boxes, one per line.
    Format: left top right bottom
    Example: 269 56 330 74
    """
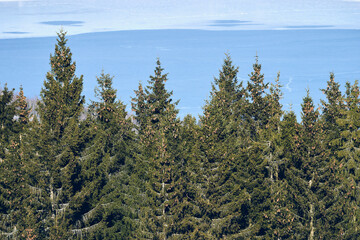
1 31 359 239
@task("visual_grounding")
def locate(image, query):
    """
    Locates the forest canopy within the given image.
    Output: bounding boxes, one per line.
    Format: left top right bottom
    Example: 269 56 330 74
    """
1 30 359 239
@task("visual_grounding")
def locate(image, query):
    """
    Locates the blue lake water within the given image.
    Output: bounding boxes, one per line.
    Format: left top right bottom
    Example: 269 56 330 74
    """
0 29 359 119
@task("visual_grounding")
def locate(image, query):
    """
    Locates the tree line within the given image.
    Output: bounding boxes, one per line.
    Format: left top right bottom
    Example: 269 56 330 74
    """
1 30 359 239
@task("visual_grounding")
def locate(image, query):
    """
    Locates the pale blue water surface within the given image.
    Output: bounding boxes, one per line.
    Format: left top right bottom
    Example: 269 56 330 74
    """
0 29 359 118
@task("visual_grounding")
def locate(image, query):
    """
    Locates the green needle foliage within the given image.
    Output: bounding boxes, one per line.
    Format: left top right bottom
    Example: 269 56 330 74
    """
31 29 85 239
132 59 183 239
0 85 16 159
332 81 360 238
200 54 251 239
1 31 360 239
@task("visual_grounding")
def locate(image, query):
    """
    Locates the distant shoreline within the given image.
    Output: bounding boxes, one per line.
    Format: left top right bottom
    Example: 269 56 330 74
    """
1 28 360 40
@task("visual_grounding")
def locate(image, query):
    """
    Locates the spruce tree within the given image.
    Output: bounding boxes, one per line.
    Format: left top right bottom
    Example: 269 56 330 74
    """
38 30 84 139
245 55 270 139
241 56 274 237
321 73 343 142
291 89 324 239
315 74 345 238
32 29 85 238
199 54 251 238
0 85 18 237
132 82 147 131
0 85 16 159
70 71 137 239
0 86 41 239
15 87 30 125
173 115 206 239
132 59 183 239
258 74 299 239
332 81 360 238
279 110 306 238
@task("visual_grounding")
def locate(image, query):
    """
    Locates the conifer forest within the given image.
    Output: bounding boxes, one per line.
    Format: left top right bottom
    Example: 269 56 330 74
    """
2 30 360 239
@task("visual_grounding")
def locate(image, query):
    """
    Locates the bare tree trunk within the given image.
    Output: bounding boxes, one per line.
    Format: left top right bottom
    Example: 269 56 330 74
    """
309 204 314 240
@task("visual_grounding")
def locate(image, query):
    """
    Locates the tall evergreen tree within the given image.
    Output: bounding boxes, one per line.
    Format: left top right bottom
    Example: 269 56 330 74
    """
241 56 274 237
315 74 345 238
0 85 16 159
30 30 85 238
38 30 84 139
132 82 147 132
15 86 30 126
174 115 206 239
132 59 183 239
0 86 41 239
70 71 138 239
245 55 270 139
199 54 251 238
291 89 324 239
0 85 18 237
279 110 307 238
258 74 297 239
332 81 360 238
321 73 343 142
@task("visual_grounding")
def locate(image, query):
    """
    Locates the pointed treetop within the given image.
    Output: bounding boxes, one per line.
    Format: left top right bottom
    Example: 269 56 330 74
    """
16 85 30 125
301 88 319 135
150 58 168 83
247 55 268 104
344 80 360 108
320 73 343 125
94 70 117 105
330 72 335 82
56 28 68 46
132 58 179 130
147 58 173 103
321 73 340 102
289 103 293 111
253 54 261 75
38 29 84 137
48 30 76 85
214 53 240 93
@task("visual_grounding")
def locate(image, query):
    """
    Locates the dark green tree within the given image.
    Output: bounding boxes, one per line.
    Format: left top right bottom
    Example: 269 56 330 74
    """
38 30 84 139
199 54 251 238
30 29 85 238
258 74 300 239
0 86 43 239
0 85 19 238
240 57 274 237
70 71 138 239
300 89 320 239
279 110 307 238
131 82 147 131
132 59 184 239
172 115 206 239
315 74 345 238
321 73 344 142
288 89 324 239
0 85 16 159
245 55 271 139
331 81 360 238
